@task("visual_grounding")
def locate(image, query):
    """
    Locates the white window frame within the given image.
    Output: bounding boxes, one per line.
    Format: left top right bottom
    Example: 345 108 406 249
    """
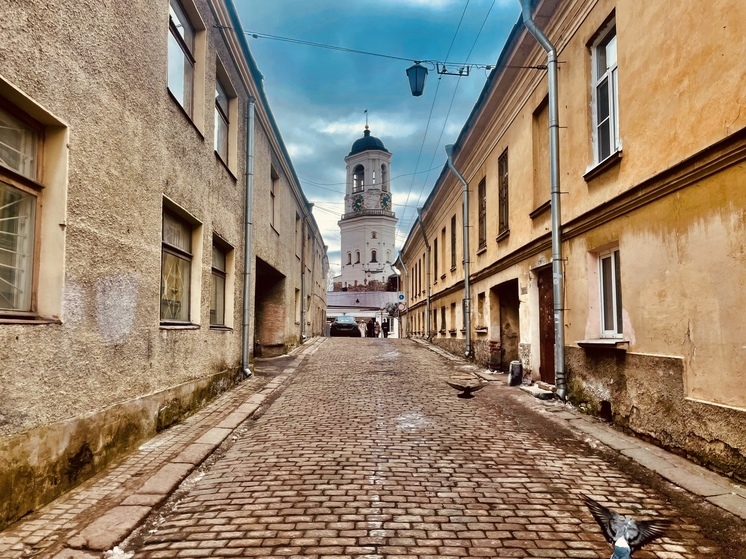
598 247 623 338
591 20 619 163
168 0 195 116
210 237 233 328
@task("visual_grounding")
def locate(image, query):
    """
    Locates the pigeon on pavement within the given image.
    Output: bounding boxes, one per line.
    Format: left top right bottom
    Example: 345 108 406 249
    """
446 380 486 399
582 494 672 559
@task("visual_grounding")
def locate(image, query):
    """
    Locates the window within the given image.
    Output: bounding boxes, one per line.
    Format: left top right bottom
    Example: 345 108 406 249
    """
532 97 550 209
371 231 377 239
0 104 40 313
353 165 364 192
371 250 377 263
168 0 195 115
477 178 487 249
599 248 623 337
433 237 438 278
381 164 388 191
214 78 229 162
347 252 352 265
450 215 457 270
440 227 446 276
450 302 456 331
498 149 509 236
210 240 227 326
477 292 485 327
270 167 278 229
440 307 446 332
355 250 360 264
592 21 619 162
295 213 301 257
161 210 194 323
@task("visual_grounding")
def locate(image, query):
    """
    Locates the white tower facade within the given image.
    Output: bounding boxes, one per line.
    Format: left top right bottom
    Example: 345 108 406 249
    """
337 126 398 288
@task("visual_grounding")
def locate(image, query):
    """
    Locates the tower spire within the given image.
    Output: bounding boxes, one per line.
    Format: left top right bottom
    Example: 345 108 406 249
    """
364 109 368 129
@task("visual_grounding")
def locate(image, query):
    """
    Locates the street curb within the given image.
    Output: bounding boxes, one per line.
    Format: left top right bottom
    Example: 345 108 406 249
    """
54 336 327 557
414 337 746 522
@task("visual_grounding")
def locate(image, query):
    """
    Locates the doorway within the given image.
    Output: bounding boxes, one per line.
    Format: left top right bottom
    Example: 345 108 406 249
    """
537 266 555 384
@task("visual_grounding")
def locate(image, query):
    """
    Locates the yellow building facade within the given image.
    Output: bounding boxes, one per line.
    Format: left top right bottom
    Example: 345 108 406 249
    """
400 0 746 479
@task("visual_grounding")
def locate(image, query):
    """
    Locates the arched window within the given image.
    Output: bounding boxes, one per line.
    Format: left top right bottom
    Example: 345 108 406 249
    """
371 231 377 239
347 252 352 265
353 165 364 192
355 250 360 263
386 250 391 262
371 250 378 263
372 169 376 186
381 164 388 192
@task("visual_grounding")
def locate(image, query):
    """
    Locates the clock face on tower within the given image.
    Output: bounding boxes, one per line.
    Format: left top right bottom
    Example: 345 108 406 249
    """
380 192 391 210
352 195 364 212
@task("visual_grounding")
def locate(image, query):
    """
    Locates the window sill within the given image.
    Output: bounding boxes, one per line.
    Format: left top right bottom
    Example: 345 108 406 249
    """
160 323 200 330
440 274 446 280
577 338 628 350
438 329 446 335
530 200 551 220
209 325 233 332
167 88 205 140
476 245 487 255
475 327 488 334
214 152 238 181
495 229 510 242
450 266 457 273
449 329 457 336
0 316 61 325
583 150 622 182
271 225 280 236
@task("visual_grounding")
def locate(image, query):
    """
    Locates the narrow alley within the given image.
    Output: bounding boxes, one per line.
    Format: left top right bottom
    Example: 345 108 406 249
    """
2 338 745 559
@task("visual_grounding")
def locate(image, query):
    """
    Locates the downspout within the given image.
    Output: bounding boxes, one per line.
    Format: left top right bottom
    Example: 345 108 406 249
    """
444 145 472 359
242 97 257 378
416 208 431 341
519 0 566 400
393 254 409 338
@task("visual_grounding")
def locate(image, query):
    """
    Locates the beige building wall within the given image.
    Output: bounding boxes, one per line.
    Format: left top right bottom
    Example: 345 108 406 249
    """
400 0 746 480
0 0 326 528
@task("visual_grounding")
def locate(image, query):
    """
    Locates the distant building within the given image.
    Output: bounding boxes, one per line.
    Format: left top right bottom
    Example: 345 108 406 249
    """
399 0 746 480
336 126 398 289
0 0 326 529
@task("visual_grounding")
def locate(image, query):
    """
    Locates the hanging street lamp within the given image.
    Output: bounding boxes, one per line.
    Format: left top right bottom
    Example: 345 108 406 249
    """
406 62 428 96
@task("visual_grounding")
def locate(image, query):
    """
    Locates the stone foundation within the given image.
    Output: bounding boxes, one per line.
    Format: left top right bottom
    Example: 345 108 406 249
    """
566 346 746 482
0 368 243 530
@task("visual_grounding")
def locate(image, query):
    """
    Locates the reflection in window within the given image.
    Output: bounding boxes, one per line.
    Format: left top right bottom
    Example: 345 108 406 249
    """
0 181 35 311
168 0 195 115
161 210 192 322
210 242 227 326
214 79 229 162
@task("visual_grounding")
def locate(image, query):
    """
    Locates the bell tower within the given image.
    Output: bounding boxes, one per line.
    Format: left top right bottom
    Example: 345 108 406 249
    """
337 126 397 289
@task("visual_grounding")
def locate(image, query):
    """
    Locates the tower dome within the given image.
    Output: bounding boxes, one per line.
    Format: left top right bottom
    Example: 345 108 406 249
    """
348 126 389 156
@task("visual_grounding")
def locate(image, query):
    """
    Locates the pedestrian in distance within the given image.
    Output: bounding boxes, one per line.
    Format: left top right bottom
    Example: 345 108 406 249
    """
366 319 375 338
374 321 381 338
381 321 389 338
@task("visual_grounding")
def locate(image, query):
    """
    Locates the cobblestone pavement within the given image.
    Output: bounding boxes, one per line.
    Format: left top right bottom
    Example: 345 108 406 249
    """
129 338 745 559
0 348 308 559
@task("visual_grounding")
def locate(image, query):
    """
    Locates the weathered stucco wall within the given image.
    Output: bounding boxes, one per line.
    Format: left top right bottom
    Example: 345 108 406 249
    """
399 0 746 482
0 0 326 529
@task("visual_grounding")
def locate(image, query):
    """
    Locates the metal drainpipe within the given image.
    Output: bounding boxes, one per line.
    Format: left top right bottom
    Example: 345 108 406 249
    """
444 145 472 359
416 208 432 341
242 97 257 378
393 255 409 338
519 0 566 400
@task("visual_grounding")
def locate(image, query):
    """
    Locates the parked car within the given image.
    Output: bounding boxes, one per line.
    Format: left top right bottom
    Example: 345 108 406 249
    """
330 316 362 337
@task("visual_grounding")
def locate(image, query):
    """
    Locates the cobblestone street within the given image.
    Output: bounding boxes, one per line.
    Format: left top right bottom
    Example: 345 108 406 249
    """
128 338 743 559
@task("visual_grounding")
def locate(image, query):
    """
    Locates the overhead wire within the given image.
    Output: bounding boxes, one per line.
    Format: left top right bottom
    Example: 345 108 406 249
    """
396 0 472 246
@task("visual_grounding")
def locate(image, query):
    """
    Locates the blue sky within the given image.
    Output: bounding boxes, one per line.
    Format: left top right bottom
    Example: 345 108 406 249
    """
234 0 522 277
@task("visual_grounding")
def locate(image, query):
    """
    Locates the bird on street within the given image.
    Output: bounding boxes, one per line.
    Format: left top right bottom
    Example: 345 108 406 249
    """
446 380 486 399
582 494 672 559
